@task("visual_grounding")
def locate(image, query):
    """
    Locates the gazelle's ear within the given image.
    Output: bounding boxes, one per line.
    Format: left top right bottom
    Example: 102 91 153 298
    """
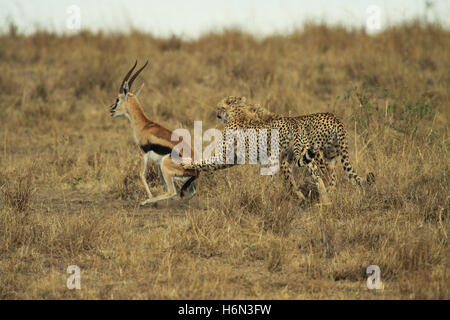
134 83 145 97
123 81 129 101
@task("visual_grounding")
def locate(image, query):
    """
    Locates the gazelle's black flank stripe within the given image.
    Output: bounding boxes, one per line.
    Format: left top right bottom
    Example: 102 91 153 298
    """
140 143 172 155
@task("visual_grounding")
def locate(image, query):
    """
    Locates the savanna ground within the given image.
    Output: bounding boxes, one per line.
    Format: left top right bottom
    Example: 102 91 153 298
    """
0 21 448 299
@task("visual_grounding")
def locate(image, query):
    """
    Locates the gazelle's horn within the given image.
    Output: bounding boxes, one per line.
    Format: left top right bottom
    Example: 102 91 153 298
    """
120 60 137 93
128 61 149 90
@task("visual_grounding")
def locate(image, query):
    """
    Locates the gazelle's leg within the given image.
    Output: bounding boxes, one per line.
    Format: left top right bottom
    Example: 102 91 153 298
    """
157 165 168 191
140 174 177 204
140 156 179 205
140 154 153 199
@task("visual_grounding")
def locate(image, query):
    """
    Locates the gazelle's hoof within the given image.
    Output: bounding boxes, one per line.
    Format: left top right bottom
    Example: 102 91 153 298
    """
140 199 157 207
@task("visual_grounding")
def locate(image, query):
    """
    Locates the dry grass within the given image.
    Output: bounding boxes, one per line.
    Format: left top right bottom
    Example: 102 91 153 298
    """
0 21 448 299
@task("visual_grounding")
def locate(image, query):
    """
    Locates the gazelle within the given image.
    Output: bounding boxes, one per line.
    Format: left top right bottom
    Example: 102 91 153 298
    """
109 61 198 205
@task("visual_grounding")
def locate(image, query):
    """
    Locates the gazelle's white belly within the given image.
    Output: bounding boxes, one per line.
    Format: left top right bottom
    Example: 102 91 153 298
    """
145 152 189 183
146 151 165 166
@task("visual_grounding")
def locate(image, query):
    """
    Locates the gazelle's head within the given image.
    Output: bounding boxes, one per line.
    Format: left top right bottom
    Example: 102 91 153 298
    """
110 60 148 119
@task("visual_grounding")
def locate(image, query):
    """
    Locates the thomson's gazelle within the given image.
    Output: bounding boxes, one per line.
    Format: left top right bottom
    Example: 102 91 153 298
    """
109 61 198 205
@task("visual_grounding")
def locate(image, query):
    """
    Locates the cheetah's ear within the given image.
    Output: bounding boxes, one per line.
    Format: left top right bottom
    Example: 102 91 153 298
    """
239 96 247 104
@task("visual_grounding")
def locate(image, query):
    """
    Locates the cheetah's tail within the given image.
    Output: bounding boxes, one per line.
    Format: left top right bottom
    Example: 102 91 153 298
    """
336 127 366 186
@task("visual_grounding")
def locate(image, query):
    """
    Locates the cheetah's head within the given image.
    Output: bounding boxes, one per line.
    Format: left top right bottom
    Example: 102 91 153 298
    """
216 96 279 124
216 96 247 123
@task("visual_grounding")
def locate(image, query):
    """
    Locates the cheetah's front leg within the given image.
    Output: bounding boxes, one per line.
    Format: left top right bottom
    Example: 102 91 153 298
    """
280 158 306 203
307 162 330 205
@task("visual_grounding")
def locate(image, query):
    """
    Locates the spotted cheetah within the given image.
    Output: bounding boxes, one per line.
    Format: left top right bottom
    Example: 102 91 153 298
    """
183 97 374 201
182 96 329 202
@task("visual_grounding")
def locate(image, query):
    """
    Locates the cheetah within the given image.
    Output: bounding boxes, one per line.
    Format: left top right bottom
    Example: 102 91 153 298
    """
182 97 375 202
182 96 329 202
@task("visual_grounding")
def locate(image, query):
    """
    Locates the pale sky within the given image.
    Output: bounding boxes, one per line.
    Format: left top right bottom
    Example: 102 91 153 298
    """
1 0 449 37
